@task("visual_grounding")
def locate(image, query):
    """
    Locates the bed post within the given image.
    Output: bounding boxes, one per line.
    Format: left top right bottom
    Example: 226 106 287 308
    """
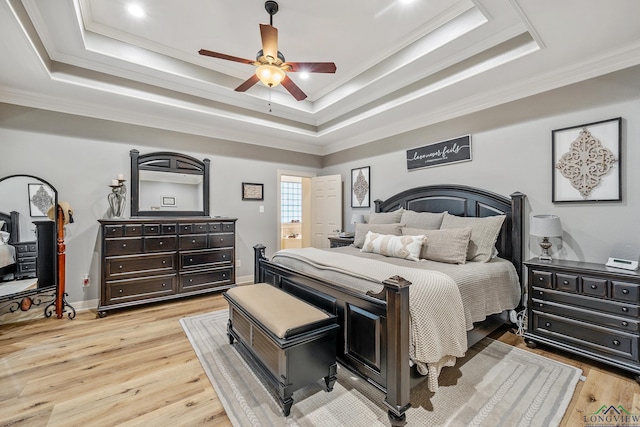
254 244 266 284
382 275 412 426
510 192 525 281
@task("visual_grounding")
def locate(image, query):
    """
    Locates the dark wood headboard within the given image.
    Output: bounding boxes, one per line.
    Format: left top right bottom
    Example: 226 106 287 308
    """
374 184 525 280
0 210 20 244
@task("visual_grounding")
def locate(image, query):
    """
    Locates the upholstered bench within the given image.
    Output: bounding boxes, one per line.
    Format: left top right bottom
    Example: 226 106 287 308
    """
223 283 339 416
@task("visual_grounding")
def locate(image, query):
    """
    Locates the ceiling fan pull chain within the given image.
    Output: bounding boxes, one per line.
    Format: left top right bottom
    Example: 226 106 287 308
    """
268 88 272 113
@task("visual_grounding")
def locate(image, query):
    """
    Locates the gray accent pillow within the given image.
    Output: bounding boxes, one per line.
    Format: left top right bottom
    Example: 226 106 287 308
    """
367 208 404 224
354 223 403 248
440 213 506 262
400 210 445 230
403 227 472 264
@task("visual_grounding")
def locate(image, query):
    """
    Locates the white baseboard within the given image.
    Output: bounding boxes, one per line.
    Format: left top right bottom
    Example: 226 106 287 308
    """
236 274 254 285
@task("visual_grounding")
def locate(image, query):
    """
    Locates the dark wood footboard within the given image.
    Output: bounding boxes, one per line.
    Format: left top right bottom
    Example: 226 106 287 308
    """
254 244 412 423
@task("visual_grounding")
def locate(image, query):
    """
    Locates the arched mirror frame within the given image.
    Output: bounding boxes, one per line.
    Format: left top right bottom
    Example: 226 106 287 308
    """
130 149 210 217
0 174 75 319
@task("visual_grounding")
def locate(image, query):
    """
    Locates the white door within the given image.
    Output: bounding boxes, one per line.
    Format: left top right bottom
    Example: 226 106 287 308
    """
310 174 342 249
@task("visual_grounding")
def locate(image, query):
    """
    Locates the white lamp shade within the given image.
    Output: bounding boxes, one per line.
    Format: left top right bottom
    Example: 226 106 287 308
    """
530 215 562 237
351 214 365 224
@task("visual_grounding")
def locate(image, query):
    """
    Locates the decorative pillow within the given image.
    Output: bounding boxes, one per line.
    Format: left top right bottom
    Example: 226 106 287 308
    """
0 231 9 245
353 223 403 248
361 231 424 261
367 208 404 224
400 210 446 230
402 227 472 264
0 220 5 230
440 213 506 262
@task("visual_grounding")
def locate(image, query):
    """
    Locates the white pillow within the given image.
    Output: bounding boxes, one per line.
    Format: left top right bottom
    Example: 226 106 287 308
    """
0 220 5 230
0 230 9 245
440 213 506 263
361 231 425 261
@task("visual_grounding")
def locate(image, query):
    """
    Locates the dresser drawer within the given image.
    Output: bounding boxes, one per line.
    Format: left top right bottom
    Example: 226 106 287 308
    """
208 233 234 248
582 277 608 298
15 243 37 255
144 236 177 252
209 222 235 233
612 281 640 303
179 234 208 250
105 253 175 280
161 224 177 234
17 261 36 274
105 238 144 256
124 224 143 236
179 268 233 292
179 224 194 234
532 298 639 333
532 287 639 318
531 270 553 289
181 249 233 269
532 312 638 362
106 275 176 303
143 224 161 235
104 225 124 237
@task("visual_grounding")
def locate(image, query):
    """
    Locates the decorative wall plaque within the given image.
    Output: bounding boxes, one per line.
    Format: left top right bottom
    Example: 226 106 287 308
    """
351 166 370 208
552 118 621 203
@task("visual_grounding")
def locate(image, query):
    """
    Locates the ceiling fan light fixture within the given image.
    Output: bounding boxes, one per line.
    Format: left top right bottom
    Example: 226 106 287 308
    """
256 64 285 87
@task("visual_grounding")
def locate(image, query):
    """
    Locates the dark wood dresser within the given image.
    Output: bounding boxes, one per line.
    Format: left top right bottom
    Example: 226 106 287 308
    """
33 220 56 288
524 258 640 381
98 217 237 317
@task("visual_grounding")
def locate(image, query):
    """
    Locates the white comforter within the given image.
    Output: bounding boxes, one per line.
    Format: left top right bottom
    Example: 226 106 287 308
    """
272 247 468 391
0 244 16 269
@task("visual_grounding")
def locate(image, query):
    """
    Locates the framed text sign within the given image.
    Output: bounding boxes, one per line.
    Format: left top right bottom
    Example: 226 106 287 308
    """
406 135 472 171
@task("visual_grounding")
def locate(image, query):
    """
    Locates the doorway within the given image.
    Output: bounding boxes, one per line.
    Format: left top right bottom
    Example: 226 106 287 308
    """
277 170 314 251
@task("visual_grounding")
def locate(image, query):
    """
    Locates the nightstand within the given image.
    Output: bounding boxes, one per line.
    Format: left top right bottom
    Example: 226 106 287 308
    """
524 258 640 382
328 236 354 248
14 241 37 279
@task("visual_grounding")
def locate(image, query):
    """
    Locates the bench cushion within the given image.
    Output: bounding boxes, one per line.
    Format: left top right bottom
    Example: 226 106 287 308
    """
225 283 331 339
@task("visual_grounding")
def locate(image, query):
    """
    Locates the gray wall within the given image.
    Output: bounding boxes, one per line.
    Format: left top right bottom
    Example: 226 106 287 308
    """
0 104 321 306
323 67 640 265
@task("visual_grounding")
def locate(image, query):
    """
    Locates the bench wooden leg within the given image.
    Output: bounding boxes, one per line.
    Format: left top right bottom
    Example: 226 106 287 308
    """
324 362 337 392
279 394 294 416
227 319 235 344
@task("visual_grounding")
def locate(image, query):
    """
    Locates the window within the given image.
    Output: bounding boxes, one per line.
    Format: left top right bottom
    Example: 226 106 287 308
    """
281 180 302 223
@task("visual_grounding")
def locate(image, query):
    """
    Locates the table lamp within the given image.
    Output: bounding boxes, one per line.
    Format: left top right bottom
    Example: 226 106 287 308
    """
530 214 562 261
351 214 365 225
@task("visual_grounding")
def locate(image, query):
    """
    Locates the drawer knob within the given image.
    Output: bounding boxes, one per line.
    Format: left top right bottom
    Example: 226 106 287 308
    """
612 339 621 346
162 260 166 264
545 322 552 328
622 307 629 313
122 243 127 248
222 255 227 259
189 279 193 283
538 303 544 308
132 228 136 232
622 289 630 294
159 241 163 245
538 277 544 281
162 283 166 287
118 265 123 269
223 274 227 278
622 321 629 327
563 280 569 285
119 289 123 293
189 258 193 262
192 239 196 244
220 238 224 242
590 284 597 289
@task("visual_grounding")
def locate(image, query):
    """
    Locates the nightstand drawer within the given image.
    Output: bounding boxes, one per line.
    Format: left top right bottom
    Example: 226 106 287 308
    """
556 273 578 293
531 270 553 289
612 281 640 303
532 287 639 318
582 277 608 298
532 312 638 362
532 298 639 333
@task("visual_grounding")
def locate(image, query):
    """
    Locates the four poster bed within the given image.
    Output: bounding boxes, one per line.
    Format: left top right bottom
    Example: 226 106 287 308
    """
253 184 525 425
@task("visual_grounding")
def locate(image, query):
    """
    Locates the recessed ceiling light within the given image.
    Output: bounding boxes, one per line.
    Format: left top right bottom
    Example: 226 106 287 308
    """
127 4 145 18
299 72 310 80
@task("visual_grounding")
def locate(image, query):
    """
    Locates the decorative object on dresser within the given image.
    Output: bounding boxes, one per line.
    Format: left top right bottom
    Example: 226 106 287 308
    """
524 258 640 383
0 174 75 319
606 242 640 271
328 236 354 248
552 117 621 203
107 175 127 218
350 166 370 208
530 214 563 261
97 217 237 317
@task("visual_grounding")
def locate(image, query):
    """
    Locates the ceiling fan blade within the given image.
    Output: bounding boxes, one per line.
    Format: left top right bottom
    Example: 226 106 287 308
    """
286 62 337 73
259 24 279 60
199 49 254 65
281 75 307 101
235 74 260 92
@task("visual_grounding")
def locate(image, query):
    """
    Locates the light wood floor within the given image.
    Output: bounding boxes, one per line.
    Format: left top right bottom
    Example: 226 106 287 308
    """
1 293 638 426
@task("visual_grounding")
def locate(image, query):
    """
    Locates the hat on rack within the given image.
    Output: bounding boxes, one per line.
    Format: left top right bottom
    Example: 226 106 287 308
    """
47 202 74 225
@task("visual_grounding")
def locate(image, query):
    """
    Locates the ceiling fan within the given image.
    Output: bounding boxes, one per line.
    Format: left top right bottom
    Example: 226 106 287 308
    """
199 1 336 101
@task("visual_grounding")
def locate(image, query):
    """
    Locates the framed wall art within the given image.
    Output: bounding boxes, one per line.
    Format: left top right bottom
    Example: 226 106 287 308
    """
161 196 177 207
552 117 621 203
28 183 55 217
351 166 370 208
242 182 264 200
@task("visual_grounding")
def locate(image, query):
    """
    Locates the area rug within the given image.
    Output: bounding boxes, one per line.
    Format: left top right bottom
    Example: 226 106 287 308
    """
180 310 582 427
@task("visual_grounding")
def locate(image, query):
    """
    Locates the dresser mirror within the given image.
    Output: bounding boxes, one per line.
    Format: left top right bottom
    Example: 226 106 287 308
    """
0 174 63 317
130 150 210 217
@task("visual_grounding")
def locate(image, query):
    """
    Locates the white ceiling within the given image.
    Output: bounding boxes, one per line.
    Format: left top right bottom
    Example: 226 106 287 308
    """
2 0 640 155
